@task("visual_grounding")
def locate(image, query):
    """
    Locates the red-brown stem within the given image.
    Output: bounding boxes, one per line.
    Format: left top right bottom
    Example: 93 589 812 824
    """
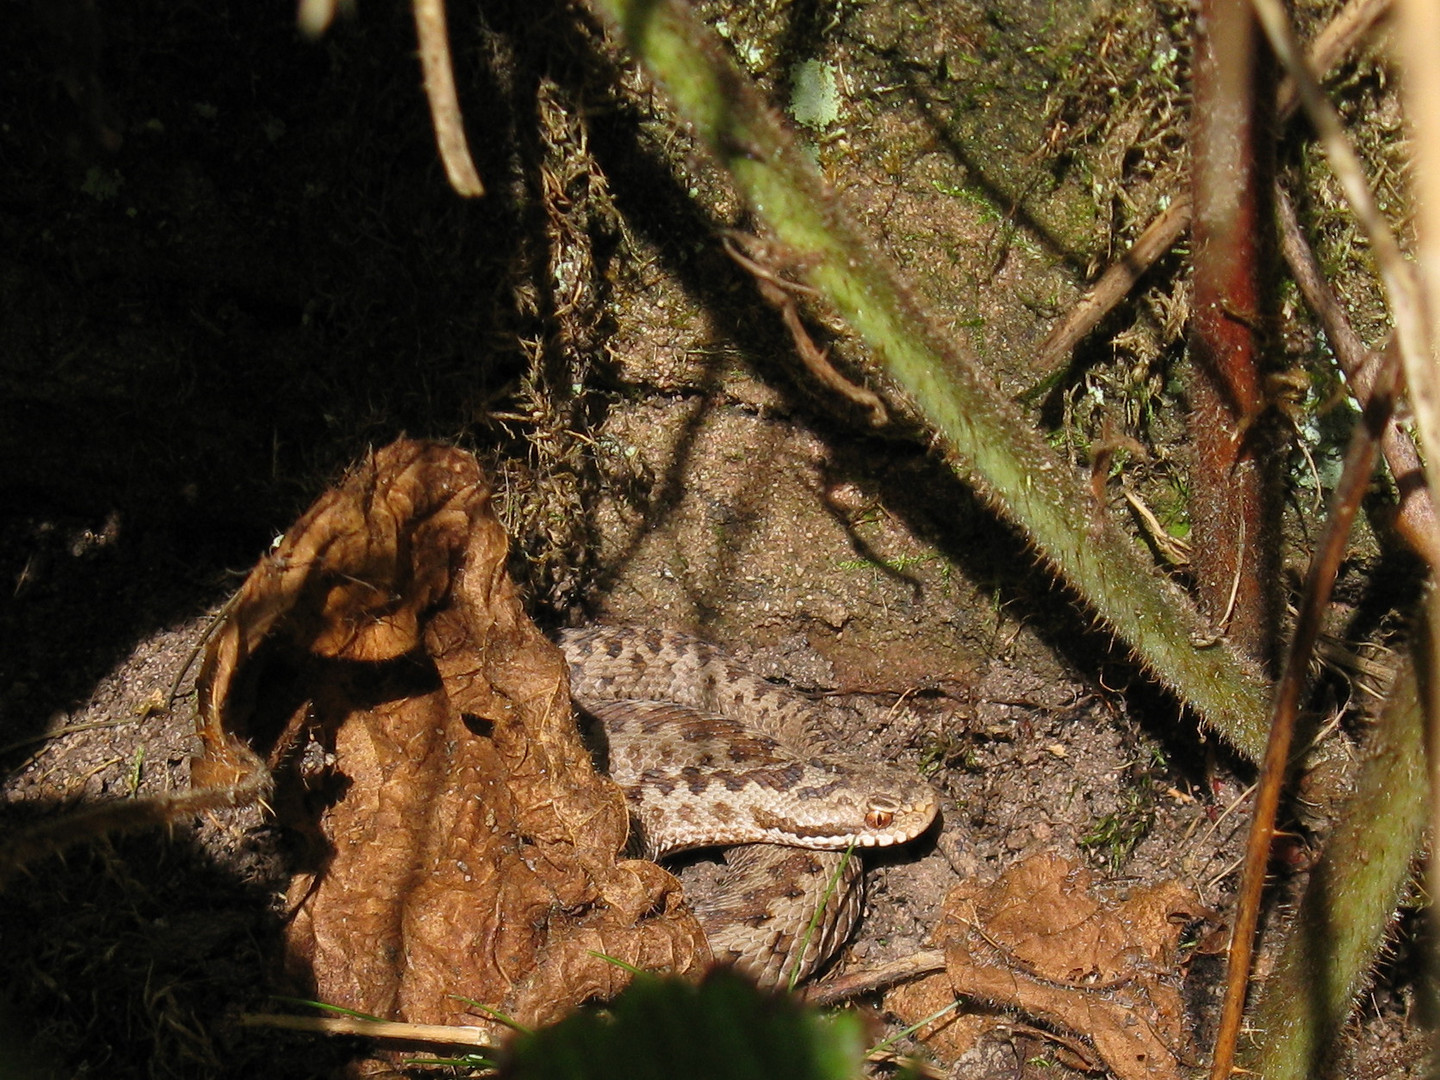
1209 350 1398 1080
1188 0 1280 666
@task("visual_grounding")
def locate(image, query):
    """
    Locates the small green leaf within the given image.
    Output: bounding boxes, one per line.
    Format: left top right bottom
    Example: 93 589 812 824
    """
503 969 863 1080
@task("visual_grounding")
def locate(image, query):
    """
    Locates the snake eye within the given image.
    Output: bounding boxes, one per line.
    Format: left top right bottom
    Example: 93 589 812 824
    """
865 808 894 830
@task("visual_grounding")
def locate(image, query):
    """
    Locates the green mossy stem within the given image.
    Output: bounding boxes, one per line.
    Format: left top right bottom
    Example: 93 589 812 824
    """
1243 657 1427 1080
596 0 1271 758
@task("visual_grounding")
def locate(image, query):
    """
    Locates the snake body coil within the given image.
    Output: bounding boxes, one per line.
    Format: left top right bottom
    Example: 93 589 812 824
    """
559 625 939 986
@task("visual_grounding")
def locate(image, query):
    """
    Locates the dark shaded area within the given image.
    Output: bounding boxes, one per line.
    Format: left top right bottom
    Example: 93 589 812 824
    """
832 432 1227 791
0 827 347 1079
1 0 529 742
0 2 551 1074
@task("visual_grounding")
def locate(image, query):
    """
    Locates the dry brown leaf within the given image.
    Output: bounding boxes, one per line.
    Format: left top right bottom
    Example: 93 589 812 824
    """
884 973 990 1062
192 438 707 1037
889 853 1205 1080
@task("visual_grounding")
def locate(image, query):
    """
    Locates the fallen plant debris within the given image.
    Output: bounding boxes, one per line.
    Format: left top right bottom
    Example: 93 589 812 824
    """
195 437 707 1037
885 854 1208 1080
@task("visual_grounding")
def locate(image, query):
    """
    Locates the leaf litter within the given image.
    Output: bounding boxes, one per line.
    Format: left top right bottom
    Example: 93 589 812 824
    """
190 437 1219 1070
886 852 1210 1079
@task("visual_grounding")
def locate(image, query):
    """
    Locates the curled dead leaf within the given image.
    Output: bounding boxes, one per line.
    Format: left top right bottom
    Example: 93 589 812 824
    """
193 438 708 1038
887 853 1209 1080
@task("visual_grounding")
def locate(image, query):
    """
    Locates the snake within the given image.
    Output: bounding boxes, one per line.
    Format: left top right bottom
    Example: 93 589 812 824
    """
558 625 940 987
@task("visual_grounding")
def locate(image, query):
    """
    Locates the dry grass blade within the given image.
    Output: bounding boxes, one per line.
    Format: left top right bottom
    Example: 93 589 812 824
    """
238 1012 496 1048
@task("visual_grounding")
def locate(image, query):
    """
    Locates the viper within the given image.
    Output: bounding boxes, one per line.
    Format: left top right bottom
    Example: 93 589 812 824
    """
559 625 940 987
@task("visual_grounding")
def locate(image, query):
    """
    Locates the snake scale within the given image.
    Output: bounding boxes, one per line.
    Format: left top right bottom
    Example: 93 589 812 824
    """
558 625 940 986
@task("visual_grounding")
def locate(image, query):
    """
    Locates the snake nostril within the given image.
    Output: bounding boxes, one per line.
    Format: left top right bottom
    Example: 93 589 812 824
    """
865 808 894 830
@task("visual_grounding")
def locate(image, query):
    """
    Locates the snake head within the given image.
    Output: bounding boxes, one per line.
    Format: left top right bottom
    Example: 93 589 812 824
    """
741 760 940 850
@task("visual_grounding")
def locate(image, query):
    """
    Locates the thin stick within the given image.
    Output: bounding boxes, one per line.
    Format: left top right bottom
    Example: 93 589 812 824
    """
1034 192 1192 371
411 0 484 197
723 236 888 425
1274 187 1375 376
802 950 947 1006
1209 350 1398 1080
238 1011 496 1048
0 717 138 758
1252 0 1430 465
1274 190 1440 565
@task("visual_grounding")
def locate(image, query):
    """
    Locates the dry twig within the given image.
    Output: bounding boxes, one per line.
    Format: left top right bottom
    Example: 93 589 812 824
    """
723 234 888 425
1274 190 1440 564
801 950 946 1007
1210 346 1399 1080
412 0 484 197
238 1011 496 1049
